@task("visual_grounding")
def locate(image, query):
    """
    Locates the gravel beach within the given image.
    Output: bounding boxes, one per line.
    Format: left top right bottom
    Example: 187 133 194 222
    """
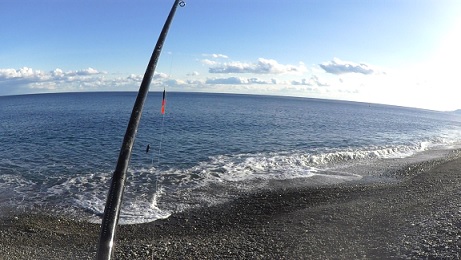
2 155 461 259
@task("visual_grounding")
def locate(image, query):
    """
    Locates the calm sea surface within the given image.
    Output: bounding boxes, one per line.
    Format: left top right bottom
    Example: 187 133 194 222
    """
1 92 461 223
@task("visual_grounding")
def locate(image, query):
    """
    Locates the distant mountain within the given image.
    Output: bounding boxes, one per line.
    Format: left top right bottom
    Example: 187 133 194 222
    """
452 109 461 114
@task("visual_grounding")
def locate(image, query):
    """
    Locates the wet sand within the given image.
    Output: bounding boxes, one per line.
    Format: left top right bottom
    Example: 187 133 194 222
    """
2 155 461 259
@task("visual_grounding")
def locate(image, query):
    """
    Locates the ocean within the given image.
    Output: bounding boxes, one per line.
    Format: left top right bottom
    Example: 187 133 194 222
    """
1 92 461 224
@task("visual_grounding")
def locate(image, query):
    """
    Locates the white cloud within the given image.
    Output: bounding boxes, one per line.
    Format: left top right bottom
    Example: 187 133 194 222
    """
291 75 329 87
154 72 169 79
201 59 218 66
0 67 182 95
320 58 378 75
206 77 246 84
212 54 228 59
186 79 205 84
202 53 229 59
207 58 307 75
162 79 187 87
72 67 101 76
0 67 104 81
127 74 143 82
0 67 51 94
0 67 45 80
0 67 140 95
206 77 273 85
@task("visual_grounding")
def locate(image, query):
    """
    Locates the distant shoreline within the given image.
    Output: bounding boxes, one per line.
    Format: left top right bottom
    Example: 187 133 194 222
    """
2 153 461 259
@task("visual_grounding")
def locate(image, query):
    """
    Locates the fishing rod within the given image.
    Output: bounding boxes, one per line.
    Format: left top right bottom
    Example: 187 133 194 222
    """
96 1 184 259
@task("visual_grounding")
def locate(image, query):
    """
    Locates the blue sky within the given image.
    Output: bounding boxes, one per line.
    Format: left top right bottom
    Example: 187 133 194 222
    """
1 0 460 111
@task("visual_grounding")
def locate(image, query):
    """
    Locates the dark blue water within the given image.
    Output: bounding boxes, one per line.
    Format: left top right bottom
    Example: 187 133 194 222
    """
1 92 461 223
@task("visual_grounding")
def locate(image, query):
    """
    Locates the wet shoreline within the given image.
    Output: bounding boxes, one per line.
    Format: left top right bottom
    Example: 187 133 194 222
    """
2 155 461 259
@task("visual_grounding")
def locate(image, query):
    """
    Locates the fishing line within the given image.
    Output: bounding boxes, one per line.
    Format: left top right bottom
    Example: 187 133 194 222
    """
152 52 174 167
156 89 167 166
150 50 173 206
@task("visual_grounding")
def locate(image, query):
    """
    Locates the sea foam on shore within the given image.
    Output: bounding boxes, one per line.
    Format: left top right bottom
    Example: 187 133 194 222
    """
2 153 461 259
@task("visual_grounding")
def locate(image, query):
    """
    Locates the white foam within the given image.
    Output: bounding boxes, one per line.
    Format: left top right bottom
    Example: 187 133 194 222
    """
118 183 171 225
40 170 172 224
118 199 171 225
3 138 459 224
185 145 422 184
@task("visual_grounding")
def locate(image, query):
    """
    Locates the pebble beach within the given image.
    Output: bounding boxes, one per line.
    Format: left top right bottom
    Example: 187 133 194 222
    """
2 154 461 259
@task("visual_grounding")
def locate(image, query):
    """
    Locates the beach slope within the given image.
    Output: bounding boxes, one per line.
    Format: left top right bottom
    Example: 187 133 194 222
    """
1 156 461 259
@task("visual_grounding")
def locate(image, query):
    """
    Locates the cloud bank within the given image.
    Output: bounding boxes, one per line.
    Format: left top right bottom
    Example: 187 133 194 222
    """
0 57 383 106
291 75 330 87
206 77 272 85
0 67 104 83
0 67 139 95
205 58 306 75
320 58 376 75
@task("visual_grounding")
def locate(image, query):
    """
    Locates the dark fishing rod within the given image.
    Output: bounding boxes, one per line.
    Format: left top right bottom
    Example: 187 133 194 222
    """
96 0 184 259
